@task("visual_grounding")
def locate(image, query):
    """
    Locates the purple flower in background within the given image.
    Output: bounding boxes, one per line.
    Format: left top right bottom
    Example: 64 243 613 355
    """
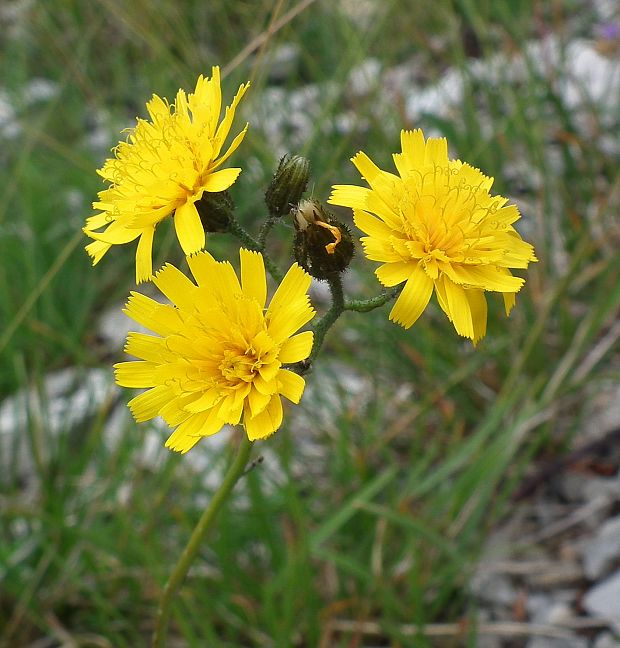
595 22 620 41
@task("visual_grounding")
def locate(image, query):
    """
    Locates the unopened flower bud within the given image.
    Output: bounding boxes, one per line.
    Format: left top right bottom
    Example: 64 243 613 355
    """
265 154 310 218
194 191 235 233
293 199 354 280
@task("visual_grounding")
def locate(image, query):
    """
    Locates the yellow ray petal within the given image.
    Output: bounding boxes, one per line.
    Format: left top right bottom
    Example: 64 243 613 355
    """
361 236 404 263
211 259 242 300
211 124 248 170
251 372 278 396
240 249 267 308
442 278 475 340
174 200 205 255
267 297 314 346
424 136 448 166
244 395 283 441
278 369 305 404
328 185 372 211
388 264 434 329
216 393 244 426
464 288 488 344
153 263 198 309
124 332 169 363
180 408 220 440
353 209 393 238
212 82 250 158
183 388 221 413
186 250 217 285
84 212 112 230
191 68 221 135
202 167 241 193
247 386 272 418
351 151 383 184
160 394 196 427
114 361 158 388
165 429 202 454
279 331 313 364
503 290 516 316
85 239 111 265
165 408 223 453
127 385 171 422
375 261 412 287
364 191 403 230
399 129 426 172
84 223 141 245
492 205 521 227
443 264 524 292
267 264 314 343
124 292 184 336
135 227 155 283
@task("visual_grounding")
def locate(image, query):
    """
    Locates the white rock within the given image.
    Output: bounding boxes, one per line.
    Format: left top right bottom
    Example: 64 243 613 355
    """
583 383 620 440
546 601 573 625
296 361 372 433
527 591 576 625
583 515 620 579
22 78 58 104
266 43 300 83
560 39 620 114
526 637 588 648
0 367 119 481
560 471 594 503
594 632 620 648
85 107 114 153
0 90 19 139
97 303 134 350
338 0 384 30
583 570 620 633
348 58 381 97
471 571 517 607
527 592 552 621
583 475 620 505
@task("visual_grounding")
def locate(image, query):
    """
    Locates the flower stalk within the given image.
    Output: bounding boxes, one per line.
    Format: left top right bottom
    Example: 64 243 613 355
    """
345 287 400 313
310 274 345 363
151 434 253 648
226 217 284 282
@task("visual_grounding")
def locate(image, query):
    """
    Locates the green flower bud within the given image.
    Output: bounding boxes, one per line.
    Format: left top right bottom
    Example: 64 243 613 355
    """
265 154 310 218
293 199 354 280
194 190 235 233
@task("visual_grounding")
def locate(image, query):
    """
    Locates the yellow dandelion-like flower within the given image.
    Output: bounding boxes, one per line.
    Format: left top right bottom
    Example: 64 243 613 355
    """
329 129 537 343
114 249 315 453
84 67 249 283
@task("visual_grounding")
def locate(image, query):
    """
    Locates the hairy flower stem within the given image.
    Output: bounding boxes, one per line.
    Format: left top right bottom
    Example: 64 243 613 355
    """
345 287 400 312
151 435 253 648
227 217 283 282
310 274 345 363
257 215 278 248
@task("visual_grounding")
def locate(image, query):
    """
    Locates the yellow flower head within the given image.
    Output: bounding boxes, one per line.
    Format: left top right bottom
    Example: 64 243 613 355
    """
329 129 537 343
84 67 249 283
114 249 315 452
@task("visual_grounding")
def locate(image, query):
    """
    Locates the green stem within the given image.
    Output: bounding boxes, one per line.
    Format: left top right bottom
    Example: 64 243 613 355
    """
151 435 253 648
227 217 284 282
344 287 400 313
257 215 278 248
310 274 345 363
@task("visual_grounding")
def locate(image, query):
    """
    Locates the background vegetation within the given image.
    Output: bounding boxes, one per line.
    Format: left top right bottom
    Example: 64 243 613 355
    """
1 0 619 645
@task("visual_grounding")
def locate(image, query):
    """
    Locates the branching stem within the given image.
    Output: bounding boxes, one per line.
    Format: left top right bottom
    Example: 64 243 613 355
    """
227 217 284 282
310 274 345 363
345 287 400 313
